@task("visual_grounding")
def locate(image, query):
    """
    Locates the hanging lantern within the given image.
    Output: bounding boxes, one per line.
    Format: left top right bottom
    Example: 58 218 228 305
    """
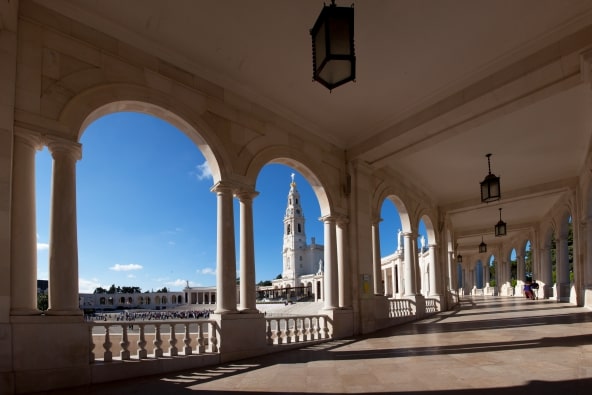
479 235 487 253
495 208 507 237
310 0 356 91
480 153 501 203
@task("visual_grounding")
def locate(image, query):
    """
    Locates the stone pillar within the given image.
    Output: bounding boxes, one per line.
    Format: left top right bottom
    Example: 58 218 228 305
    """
336 216 351 308
557 235 570 300
236 189 258 312
46 138 82 316
371 218 382 294
403 232 416 296
428 244 439 296
391 262 397 296
322 216 338 310
211 182 237 314
10 130 43 315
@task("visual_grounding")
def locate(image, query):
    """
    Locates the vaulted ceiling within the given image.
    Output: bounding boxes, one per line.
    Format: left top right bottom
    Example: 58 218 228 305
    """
37 0 592 254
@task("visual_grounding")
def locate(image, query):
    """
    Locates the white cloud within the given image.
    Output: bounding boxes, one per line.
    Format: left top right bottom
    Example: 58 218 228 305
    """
127 274 136 278
79 278 102 293
165 279 192 288
37 234 49 251
37 242 49 251
199 267 216 275
168 241 176 246
109 263 143 271
194 161 213 181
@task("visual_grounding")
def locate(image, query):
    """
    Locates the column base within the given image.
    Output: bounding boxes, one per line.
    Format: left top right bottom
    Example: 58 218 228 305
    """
213 308 239 315
10 307 42 316
238 308 260 314
45 308 83 316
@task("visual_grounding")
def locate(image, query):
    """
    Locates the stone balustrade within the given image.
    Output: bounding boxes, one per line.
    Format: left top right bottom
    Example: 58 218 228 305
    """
388 299 414 318
265 315 331 345
89 320 219 362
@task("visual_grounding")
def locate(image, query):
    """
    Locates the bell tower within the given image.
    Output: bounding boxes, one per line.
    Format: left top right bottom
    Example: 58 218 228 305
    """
282 173 307 280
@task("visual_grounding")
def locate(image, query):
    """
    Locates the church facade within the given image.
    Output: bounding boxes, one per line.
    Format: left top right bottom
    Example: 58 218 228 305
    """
262 175 325 302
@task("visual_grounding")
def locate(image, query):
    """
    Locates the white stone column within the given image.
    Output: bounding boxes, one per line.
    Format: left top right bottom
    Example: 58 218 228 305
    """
586 219 592 288
322 216 338 310
336 216 351 308
403 232 416 296
516 255 526 295
10 130 43 315
236 189 258 312
391 263 396 296
428 244 439 296
557 235 570 300
46 138 82 316
211 182 237 314
371 218 382 295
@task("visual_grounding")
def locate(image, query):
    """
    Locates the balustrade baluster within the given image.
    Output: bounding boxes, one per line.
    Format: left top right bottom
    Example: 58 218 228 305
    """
169 324 178 356
196 322 205 353
153 324 163 358
88 325 95 363
120 325 130 360
302 318 309 341
183 323 192 355
294 318 302 342
285 319 292 344
276 319 284 345
103 325 112 362
322 317 330 339
266 319 273 345
137 324 147 359
209 322 218 352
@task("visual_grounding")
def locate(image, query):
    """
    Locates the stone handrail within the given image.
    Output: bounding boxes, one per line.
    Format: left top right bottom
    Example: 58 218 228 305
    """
88 319 219 362
388 298 414 318
265 315 331 345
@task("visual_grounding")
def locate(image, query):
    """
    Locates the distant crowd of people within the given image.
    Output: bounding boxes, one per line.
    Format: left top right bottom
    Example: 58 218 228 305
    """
87 309 213 322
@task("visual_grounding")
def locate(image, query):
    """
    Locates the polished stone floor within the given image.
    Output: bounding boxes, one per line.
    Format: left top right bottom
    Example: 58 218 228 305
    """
36 296 592 394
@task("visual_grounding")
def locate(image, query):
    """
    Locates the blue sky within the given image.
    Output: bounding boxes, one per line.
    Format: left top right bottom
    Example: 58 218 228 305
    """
35 112 409 293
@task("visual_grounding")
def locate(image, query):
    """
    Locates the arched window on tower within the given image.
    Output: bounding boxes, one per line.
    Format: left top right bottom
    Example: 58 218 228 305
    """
298 224 301 233
287 224 291 235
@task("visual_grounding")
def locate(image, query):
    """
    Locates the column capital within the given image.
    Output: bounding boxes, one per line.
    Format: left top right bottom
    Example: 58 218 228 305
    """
234 188 259 201
334 214 349 225
370 216 383 225
46 136 82 161
319 214 338 223
210 180 237 194
14 127 44 150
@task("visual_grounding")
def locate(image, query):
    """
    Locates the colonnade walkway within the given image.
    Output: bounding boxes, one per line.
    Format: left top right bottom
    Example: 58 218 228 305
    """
38 296 592 394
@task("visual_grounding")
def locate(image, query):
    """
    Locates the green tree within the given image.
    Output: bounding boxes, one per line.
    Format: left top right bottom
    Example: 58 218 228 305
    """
37 293 48 311
93 286 107 294
155 287 168 293
257 280 272 286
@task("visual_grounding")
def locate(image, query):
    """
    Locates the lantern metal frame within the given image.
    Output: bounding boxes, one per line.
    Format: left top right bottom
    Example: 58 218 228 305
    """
480 153 501 203
495 207 507 237
457 254 463 264
479 235 487 253
310 0 356 91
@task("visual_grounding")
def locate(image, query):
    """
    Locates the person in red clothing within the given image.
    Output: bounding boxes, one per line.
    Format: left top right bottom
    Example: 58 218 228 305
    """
524 279 535 300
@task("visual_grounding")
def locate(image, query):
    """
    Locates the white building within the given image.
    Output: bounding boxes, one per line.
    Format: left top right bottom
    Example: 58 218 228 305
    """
264 174 325 301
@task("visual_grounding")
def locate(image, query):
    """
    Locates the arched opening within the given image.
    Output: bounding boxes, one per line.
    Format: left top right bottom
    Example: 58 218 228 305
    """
254 163 325 303
36 110 223 307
